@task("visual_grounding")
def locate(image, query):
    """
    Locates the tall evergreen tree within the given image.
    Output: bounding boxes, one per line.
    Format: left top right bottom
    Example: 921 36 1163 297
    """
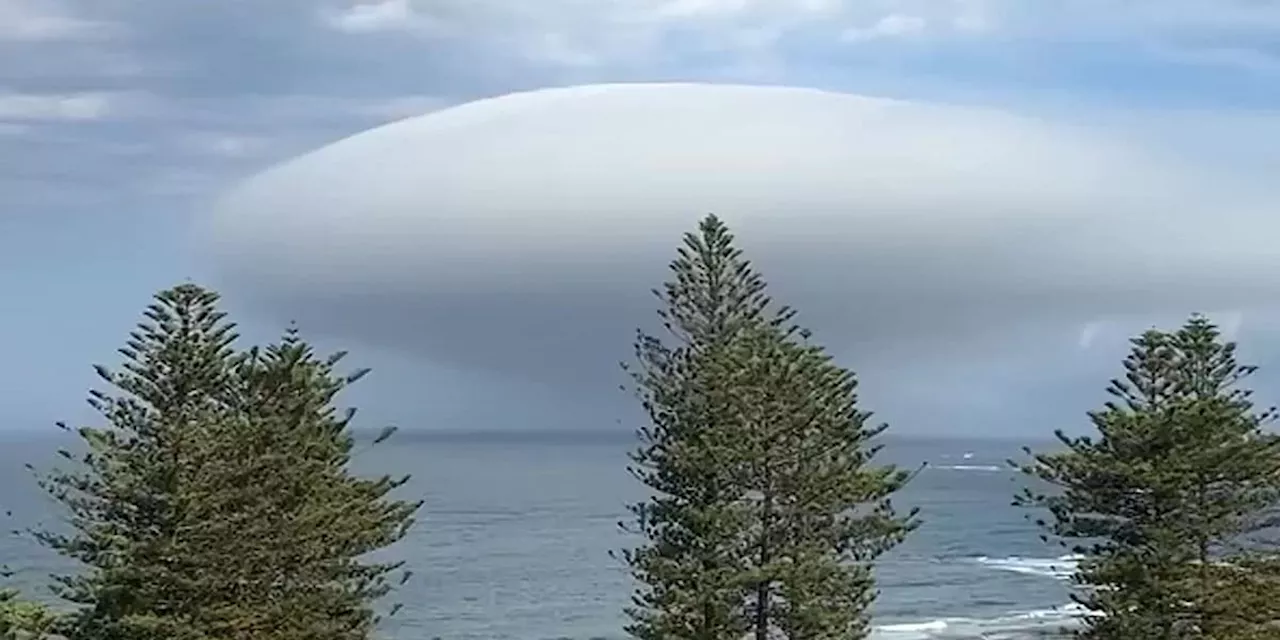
1 511 61 639
189 326 420 640
722 325 917 640
1163 318 1280 639
36 284 239 640
1015 315 1280 639
0 589 59 639
35 285 420 640
619 216 764 640
620 215 917 640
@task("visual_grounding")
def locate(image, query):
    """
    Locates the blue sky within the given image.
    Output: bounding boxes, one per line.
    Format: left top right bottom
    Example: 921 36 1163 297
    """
5 0 1280 435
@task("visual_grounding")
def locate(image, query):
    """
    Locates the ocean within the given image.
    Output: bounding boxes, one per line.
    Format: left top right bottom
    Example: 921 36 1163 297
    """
0 429 1082 640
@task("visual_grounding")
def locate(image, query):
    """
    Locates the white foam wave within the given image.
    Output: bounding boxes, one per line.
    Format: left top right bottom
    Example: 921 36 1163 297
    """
973 554 1082 579
872 603 1092 639
936 464 1004 472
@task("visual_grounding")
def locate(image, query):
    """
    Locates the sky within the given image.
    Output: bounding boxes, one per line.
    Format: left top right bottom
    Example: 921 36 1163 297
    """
5 0 1280 436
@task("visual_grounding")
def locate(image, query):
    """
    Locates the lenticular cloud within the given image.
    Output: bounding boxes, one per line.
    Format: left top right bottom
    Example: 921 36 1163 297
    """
204 82 1280 386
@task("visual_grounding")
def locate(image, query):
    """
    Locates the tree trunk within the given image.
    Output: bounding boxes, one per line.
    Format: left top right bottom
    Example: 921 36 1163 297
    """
755 489 773 640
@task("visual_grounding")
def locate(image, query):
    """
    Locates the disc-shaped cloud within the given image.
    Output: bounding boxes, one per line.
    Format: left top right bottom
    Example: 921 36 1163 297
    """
206 83 1279 388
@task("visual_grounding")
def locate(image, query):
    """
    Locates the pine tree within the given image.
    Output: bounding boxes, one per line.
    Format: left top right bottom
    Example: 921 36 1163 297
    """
620 215 917 640
1162 318 1280 639
189 326 420 640
0 589 59 639
1015 315 1280 639
619 215 764 640
1 511 62 639
723 325 917 640
36 283 240 640
35 285 420 640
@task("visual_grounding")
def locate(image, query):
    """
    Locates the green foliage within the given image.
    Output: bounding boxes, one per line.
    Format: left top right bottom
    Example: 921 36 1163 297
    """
33 284 420 640
36 283 239 640
721 325 918 640
185 325 421 640
619 215 763 640
620 215 917 640
1015 315 1280 639
0 589 61 639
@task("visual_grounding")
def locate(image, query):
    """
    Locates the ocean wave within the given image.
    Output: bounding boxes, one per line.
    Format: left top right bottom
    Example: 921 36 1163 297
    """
935 464 1004 472
972 554 1082 579
871 603 1092 639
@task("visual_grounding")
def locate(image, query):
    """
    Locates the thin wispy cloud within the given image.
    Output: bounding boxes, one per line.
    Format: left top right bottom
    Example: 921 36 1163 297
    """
0 92 113 120
1076 323 1102 350
0 0 117 42
840 15 928 42
321 0 440 35
1218 310 1246 341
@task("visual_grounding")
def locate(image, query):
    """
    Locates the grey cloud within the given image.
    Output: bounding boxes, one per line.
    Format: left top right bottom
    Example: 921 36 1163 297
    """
0 0 118 42
7 1 1280 434
0 1 531 217
202 83 1280 403
0 0 508 100
20 0 1277 110
0 87 464 218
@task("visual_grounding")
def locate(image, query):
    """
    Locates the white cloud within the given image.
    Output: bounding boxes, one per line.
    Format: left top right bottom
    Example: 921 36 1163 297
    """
190 94 455 126
0 0 114 41
140 166 239 198
0 92 115 120
951 0 991 32
841 14 927 42
1074 310 1246 354
0 91 161 123
1047 0 1280 34
835 1 993 41
1077 322 1102 350
320 0 441 34
974 1 1280 73
181 133 273 159
1213 310 1245 341
655 0 750 19
1144 43 1280 74
351 95 455 121
204 83 1280 388
309 0 1280 76
316 0 991 66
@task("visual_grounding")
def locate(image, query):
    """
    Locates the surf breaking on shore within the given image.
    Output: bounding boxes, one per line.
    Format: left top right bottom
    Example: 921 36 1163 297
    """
872 602 1091 639
871 553 1087 639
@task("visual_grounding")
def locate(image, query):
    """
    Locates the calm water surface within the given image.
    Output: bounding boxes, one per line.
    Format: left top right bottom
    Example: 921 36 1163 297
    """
0 430 1079 639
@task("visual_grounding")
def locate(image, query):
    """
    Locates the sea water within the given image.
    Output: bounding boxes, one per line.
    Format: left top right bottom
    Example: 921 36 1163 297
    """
0 429 1081 639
